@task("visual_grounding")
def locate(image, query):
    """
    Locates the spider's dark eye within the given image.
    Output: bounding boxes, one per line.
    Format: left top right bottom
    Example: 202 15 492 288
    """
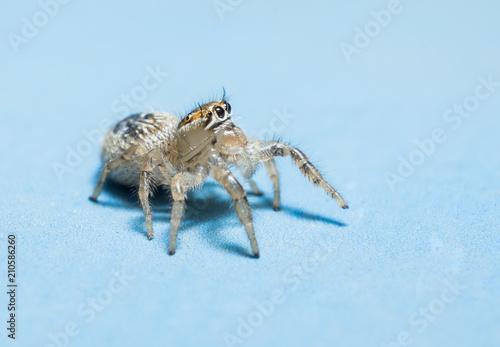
214 106 225 118
207 111 213 118
225 103 231 114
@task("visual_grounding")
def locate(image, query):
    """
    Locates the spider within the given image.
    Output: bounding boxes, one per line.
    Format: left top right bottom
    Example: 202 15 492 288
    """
89 98 348 257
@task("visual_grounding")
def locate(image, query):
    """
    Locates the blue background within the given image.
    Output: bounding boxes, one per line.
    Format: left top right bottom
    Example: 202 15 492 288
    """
1 0 499 346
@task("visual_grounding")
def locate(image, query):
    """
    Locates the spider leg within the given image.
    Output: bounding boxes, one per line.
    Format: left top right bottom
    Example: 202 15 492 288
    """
264 159 280 211
238 159 279 209
258 141 348 209
237 162 262 196
168 166 208 255
89 145 139 202
138 149 160 240
210 154 259 258
246 178 263 196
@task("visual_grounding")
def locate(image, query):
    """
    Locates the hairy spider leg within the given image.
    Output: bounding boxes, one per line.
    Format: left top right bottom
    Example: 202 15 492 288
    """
89 145 140 202
257 141 348 209
264 159 280 210
209 153 259 258
168 166 209 255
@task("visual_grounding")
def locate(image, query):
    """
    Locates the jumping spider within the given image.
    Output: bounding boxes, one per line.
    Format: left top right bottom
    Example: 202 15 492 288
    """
90 99 348 257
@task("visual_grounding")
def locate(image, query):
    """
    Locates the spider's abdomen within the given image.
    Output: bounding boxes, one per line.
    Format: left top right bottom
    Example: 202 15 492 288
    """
102 112 179 186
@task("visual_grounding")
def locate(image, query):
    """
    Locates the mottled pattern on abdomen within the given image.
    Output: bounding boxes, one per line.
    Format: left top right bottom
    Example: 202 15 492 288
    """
101 112 179 186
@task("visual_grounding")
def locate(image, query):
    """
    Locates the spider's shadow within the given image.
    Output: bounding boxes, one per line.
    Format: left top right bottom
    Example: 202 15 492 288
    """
94 178 347 258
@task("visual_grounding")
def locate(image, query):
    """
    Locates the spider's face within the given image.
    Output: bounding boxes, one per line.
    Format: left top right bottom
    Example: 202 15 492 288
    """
176 100 247 160
179 100 232 131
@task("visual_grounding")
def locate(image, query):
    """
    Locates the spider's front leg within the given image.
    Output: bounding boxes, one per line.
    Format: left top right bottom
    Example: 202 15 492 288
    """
210 154 260 258
258 141 348 209
168 165 208 255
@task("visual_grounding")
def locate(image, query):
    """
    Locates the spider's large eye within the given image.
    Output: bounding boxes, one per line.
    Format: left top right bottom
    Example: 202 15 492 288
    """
214 106 225 119
225 102 231 114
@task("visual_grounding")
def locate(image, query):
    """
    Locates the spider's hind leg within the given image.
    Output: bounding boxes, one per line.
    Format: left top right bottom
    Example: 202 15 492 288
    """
89 145 139 202
138 149 158 240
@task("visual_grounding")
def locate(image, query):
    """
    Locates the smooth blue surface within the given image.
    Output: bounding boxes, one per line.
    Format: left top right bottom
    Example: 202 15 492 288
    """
1 1 499 346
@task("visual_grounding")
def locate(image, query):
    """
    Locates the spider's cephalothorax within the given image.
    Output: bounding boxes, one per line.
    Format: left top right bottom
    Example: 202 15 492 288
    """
90 99 348 258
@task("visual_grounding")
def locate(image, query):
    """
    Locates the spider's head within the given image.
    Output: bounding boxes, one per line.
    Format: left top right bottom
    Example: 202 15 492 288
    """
178 100 232 131
176 100 248 160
